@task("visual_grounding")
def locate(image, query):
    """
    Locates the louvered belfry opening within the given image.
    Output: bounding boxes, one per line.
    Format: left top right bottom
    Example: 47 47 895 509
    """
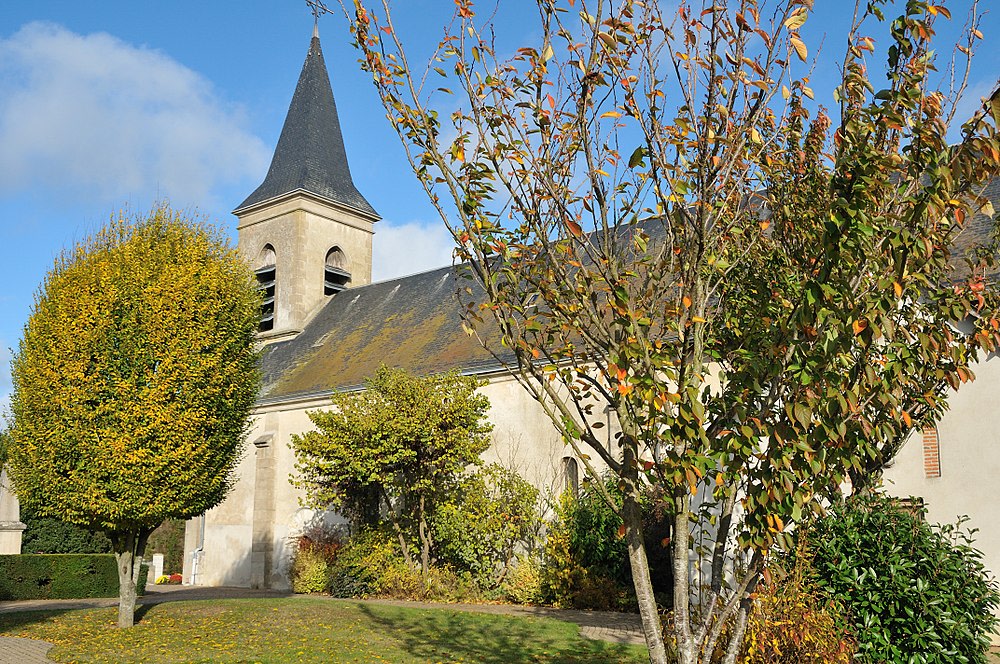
324 246 350 295
256 245 277 332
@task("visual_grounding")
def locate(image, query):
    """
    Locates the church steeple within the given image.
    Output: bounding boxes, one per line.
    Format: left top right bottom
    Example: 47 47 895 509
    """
235 27 378 218
235 26 378 343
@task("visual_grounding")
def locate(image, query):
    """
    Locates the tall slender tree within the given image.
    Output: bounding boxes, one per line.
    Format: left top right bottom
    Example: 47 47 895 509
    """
6 207 261 627
333 0 1000 658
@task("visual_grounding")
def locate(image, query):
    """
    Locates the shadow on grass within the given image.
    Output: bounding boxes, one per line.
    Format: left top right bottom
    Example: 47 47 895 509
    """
0 607 77 634
355 602 647 664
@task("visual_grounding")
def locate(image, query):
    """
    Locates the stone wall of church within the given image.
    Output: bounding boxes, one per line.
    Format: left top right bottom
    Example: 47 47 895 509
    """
882 351 1000 612
185 372 590 590
188 352 1000 602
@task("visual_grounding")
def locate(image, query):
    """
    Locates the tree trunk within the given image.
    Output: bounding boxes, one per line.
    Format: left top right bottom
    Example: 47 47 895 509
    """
112 527 152 628
623 491 670 664
418 494 431 576
673 495 696 664
721 600 752 664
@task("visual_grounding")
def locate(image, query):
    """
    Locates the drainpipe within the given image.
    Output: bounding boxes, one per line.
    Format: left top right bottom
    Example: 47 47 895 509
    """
190 515 206 586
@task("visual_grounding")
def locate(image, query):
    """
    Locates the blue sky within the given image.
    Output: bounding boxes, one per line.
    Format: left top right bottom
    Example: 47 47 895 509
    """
0 1 997 415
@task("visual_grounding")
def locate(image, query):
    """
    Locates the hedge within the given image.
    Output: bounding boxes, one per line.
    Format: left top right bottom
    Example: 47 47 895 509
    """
0 554 148 600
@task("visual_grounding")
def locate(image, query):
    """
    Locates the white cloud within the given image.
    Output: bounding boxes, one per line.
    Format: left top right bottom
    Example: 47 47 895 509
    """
0 22 268 206
371 220 456 282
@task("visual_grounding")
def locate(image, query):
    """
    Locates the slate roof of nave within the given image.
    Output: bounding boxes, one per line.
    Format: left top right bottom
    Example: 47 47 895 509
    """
235 29 378 218
258 266 505 403
258 179 1000 406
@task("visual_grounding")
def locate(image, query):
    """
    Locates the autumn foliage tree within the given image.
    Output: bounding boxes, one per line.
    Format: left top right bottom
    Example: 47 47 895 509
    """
293 366 493 575
6 207 260 628
330 0 1000 660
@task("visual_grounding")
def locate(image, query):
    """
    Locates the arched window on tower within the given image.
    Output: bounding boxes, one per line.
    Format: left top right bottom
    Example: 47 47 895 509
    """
256 245 276 332
324 246 351 295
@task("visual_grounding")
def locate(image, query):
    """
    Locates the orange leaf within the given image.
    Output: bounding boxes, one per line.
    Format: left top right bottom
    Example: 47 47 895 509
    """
902 410 912 427
853 319 868 335
682 295 692 308
789 36 808 62
566 220 583 236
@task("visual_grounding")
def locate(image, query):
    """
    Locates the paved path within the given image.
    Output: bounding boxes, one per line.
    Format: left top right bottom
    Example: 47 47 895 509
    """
0 586 644 663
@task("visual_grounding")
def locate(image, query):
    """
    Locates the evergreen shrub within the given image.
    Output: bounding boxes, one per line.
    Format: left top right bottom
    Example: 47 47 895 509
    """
803 492 1000 664
0 554 147 600
20 507 112 554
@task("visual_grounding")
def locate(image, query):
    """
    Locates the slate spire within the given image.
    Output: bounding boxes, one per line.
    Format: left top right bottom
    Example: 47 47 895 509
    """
236 27 378 217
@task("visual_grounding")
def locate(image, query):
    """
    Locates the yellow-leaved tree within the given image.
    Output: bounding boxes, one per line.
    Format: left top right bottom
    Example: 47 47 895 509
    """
5 206 261 628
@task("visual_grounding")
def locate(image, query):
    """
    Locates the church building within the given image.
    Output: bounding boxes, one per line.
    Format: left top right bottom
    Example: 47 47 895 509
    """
181 26 575 588
182 25 1000 599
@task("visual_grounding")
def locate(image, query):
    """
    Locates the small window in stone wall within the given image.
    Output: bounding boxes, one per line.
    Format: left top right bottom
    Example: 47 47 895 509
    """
922 426 941 478
255 245 276 332
324 246 351 295
562 456 579 497
893 496 926 521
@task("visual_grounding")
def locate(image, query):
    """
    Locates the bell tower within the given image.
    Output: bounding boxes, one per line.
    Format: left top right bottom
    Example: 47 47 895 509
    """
235 24 379 343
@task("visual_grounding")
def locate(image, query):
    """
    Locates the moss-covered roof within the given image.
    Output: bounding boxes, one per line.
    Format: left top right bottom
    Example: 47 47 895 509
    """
258 266 503 403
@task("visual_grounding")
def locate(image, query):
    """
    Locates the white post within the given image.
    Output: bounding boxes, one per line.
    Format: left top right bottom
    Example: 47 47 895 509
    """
151 553 165 583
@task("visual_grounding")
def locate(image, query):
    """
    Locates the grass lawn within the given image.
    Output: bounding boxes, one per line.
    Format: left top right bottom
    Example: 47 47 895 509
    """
0 597 648 663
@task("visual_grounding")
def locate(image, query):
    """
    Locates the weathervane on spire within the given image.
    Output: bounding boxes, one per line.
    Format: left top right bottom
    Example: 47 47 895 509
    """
305 0 329 25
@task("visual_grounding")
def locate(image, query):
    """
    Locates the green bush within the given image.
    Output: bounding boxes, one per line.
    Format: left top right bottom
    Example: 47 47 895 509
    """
540 477 672 610
432 463 541 588
0 554 147 600
324 528 480 602
802 492 1000 664
289 524 345 595
740 548 855 664
20 507 112 554
327 528 400 598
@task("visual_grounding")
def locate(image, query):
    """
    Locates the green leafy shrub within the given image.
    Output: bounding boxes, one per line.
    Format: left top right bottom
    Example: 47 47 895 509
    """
0 554 147 600
540 477 672 610
803 492 999 664
291 547 331 594
20 506 112 554
327 528 402 598
432 463 541 588
540 489 633 610
540 490 588 607
326 528 479 602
